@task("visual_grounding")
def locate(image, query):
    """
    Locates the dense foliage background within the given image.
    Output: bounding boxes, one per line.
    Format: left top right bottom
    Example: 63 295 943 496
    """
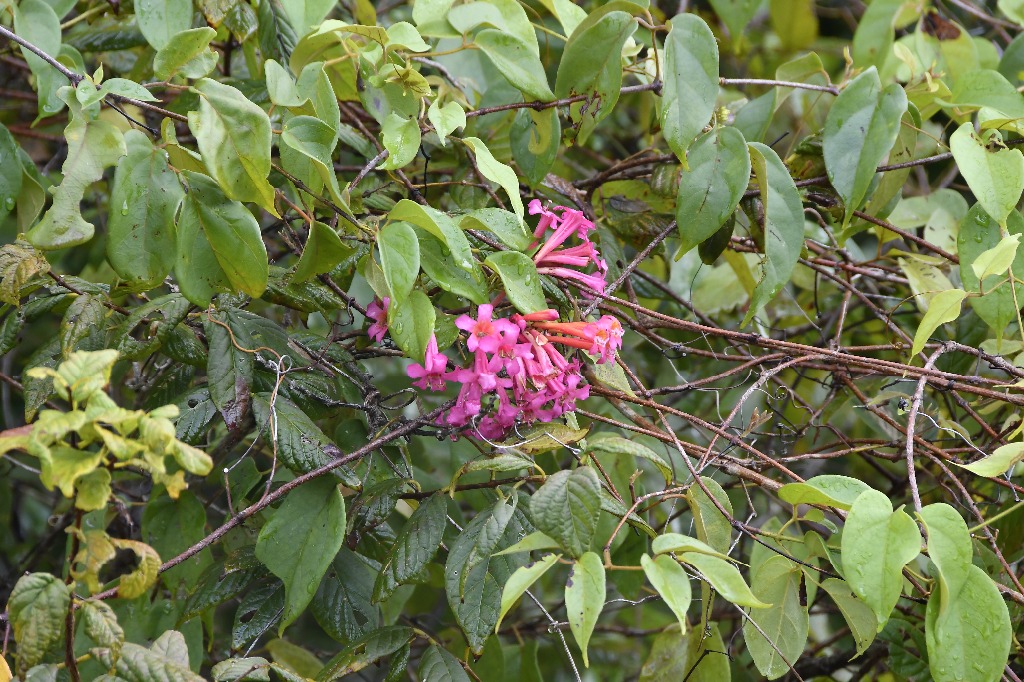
2 0 1024 679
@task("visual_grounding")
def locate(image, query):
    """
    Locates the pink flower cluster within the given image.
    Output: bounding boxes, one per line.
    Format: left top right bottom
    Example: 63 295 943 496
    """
409 305 623 439
368 201 624 440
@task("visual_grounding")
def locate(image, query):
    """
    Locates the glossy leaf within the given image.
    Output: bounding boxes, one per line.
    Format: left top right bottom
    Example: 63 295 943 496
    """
676 127 750 256
462 137 525 219
661 14 719 166
484 251 546 314
387 289 435 363
564 551 605 667
823 67 908 227
377 221 420 303
949 122 1024 226
380 114 420 170
427 99 466 145
841 489 922 630
255 476 347 634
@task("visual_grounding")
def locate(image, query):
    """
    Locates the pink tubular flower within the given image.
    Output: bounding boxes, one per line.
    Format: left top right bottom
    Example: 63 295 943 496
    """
406 334 448 391
582 316 624 364
529 202 607 297
455 304 518 354
366 297 390 342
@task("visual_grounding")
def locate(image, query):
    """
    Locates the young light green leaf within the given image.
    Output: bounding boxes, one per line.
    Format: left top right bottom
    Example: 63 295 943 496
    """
136 0 192 49
652 533 732 560
676 127 751 256
949 122 1024 226
823 67 908 227
640 554 693 634
107 130 183 285
484 251 546 314
175 171 269 306
777 475 873 511
27 94 126 250
529 467 602 558
189 78 277 215
818 578 877 657
154 28 219 80
743 142 805 325
427 100 466 145
475 29 555 102
841 489 922 630
492 531 560 556
661 14 719 166
565 552 605 668
742 555 809 680
910 288 968 357
377 221 419 304
959 206 1024 334
924 564 1011 682
682 552 770 608
387 289 435 363
971 233 1020 281
959 441 1024 477
496 553 560 631
380 114 421 170
462 137 524 219
255 476 347 634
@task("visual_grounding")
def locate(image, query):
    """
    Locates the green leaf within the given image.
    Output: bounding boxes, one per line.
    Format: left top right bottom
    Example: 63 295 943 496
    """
972 233 1020 281
661 14 719 166
918 503 973 602
427 100 466 145
652 533 732 560
294 221 353 282
475 29 555 102
638 621 729 682
312 550 380 646
686 477 734 555
640 554 692 634
841 489 922 630
188 78 277 215
417 645 471 682
373 494 448 602
212 657 271 682
142 491 208 590
460 208 531 251
27 94 126 250
7 573 69 673
175 171 269 306
680 552 769 608
281 115 344 206
851 0 910 68
280 0 336 34
107 130 184 285
924 564 1011 682
554 10 637 144
960 441 1024 477
154 27 219 80
484 251 546 314
462 137 525 219
0 240 50 307
529 467 602 558
493 530 560 556
949 122 1024 226
13 0 65 120
377 221 420 303
743 142 805 325
380 114 421 170
204 309 253 431
910 288 968 357
777 475 872 511
265 639 322 679
742 555 809 680
495 553 560 631
449 0 538 53
586 433 672 481
823 67 908 227
81 600 125 650
389 200 476 273
510 107 560 188
708 0 760 43
420 234 489 305
109 538 161 599
444 500 529 653
565 551 605 668
98 630 203 682
136 0 192 49
387 289 435 363
959 206 1024 334
315 626 414 680
818 578 877 657
0 123 23 225
675 127 750 256
255 476 347 634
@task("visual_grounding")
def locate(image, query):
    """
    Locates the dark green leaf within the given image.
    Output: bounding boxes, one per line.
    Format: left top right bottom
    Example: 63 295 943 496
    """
661 14 719 166
485 251 546 314
373 494 448 602
529 467 602 558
